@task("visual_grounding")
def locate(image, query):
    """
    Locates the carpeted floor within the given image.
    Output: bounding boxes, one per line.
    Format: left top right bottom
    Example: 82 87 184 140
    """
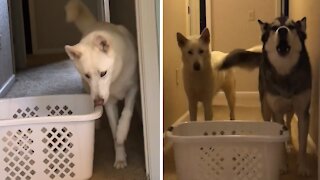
6 60 83 98
164 105 318 180
5 60 146 179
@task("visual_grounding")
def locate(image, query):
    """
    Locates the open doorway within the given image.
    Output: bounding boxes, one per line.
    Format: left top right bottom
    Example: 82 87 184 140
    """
7 0 148 179
10 0 105 69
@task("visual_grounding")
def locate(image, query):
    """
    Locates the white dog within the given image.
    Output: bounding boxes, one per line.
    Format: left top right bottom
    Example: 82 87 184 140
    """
64 0 138 169
176 28 236 121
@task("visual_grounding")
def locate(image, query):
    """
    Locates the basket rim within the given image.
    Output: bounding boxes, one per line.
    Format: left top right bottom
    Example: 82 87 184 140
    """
167 120 289 143
0 94 103 126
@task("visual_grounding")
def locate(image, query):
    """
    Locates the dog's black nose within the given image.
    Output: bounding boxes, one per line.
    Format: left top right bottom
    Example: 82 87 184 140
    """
193 62 201 71
278 27 288 37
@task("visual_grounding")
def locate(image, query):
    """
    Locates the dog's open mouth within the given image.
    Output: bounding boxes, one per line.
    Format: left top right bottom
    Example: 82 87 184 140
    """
276 41 291 56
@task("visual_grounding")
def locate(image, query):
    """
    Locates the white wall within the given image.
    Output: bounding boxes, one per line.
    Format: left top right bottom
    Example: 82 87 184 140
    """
163 0 188 130
290 0 320 149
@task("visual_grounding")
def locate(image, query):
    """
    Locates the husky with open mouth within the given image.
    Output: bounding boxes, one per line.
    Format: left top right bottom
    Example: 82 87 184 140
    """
220 17 312 176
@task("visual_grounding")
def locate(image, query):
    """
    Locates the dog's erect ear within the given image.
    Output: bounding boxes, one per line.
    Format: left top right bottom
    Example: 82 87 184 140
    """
95 35 109 53
176 32 188 48
296 17 307 32
199 28 210 44
65 45 81 60
258 19 269 33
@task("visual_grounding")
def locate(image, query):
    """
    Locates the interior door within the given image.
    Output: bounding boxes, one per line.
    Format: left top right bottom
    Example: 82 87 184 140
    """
188 0 200 36
0 0 15 97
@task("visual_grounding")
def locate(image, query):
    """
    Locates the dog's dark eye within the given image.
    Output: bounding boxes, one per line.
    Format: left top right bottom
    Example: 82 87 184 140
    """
188 50 193 55
85 74 90 79
198 49 204 54
271 26 279 31
100 71 107 77
287 25 295 29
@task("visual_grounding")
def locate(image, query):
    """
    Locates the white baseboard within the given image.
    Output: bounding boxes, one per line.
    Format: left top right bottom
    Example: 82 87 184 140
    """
0 75 15 97
213 91 260 107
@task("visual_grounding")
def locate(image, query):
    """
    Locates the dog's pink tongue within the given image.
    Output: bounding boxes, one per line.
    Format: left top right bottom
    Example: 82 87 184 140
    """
94 98 104 107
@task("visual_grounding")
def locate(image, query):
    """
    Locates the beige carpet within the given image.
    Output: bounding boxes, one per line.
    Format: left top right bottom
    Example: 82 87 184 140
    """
164 105 318 180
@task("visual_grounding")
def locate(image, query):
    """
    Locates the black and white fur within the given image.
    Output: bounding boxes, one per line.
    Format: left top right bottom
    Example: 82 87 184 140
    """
220 17 312 176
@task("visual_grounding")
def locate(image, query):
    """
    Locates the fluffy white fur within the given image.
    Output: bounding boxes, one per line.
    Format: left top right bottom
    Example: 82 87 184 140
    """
177 28 236 121
64 0 138 169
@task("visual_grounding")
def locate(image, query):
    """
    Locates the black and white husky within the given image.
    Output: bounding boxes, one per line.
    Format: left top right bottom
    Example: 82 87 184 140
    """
220 17 312 176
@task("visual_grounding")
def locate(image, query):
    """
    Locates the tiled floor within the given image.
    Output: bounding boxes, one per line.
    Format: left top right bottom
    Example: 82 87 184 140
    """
164 105 318 180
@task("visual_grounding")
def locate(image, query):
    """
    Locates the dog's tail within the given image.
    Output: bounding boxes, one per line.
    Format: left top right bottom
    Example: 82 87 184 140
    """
65 0 97 34
220 45 263 70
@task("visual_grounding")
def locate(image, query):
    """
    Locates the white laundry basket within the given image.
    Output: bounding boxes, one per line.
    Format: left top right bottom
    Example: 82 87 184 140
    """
167 120 289 180
0 94 103 180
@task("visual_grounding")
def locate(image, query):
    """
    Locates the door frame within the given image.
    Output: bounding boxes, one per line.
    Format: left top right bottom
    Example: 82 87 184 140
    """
0 0 15 97
104 0 160 179
186 0 212 50
134 0 160 179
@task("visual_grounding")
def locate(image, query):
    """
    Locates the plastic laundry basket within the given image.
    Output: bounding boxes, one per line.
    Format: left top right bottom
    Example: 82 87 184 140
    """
167 120 289 180
0 94 103 180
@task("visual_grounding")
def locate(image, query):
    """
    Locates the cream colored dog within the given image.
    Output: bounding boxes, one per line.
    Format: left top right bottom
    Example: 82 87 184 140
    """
176 28 236 121
65 0 137 169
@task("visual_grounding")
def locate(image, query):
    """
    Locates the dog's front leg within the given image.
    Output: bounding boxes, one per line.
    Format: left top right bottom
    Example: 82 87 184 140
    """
294 90 311 176
261 99 272 122
273 114 289 174
116 84 138 144
297 110 310 176
285 112 294 152
202 100 213 121
188 99 197 121
105 100 127 169
113 84 138 169
223 87 235 120
105 99 119 138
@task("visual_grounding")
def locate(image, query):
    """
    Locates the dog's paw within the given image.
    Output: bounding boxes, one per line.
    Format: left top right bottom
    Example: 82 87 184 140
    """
114 144 127 169
114 160 127 169
298 164 311 176
230 114 235 120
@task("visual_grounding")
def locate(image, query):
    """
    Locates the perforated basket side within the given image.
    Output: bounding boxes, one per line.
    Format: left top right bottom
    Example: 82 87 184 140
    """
0 122 95 180
1 128 36 180
41 126 77 179
173 142 283 180
0 95 94 120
